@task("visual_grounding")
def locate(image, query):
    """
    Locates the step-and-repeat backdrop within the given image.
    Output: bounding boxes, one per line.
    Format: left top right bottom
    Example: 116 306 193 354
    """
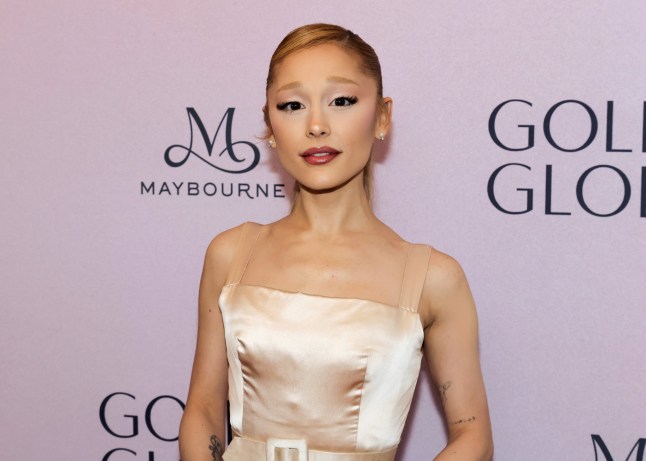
2 1 644 460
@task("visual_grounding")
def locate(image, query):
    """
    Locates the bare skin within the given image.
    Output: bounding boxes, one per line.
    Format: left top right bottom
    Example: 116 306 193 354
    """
178 229 230 460
420 244 493 460
179 43 493 461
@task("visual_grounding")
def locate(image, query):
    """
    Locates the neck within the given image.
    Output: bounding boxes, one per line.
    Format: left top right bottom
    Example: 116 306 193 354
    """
287 174 376 235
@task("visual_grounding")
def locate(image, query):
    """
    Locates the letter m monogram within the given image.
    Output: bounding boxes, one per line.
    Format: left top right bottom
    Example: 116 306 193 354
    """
164 107 259 173
592 434 646 461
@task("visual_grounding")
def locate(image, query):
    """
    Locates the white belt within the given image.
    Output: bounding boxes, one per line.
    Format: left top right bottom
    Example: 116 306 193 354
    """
223 435 398 461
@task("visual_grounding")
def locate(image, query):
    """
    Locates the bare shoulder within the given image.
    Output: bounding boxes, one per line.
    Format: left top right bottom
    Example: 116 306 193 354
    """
204 224 239 264
419 247 475 327
426 248 469 293
202 222 259 280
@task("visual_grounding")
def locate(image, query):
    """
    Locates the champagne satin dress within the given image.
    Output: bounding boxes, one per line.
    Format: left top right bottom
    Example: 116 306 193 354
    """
220 223 432 461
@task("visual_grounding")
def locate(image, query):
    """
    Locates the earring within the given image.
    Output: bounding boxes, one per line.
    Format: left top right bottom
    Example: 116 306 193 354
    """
268 138 275 148
378 133 385 141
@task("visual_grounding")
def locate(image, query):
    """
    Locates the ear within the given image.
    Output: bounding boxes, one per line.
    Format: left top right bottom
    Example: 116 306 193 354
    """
375 97 393 140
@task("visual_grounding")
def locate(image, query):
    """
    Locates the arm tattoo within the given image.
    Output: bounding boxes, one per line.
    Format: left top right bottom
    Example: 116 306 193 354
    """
438 381 452 405
449 416 476 425
209 435 223 461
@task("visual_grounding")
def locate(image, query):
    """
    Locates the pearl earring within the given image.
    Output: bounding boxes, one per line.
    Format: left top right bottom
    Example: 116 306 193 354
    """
268 138 275 148
378 133 385 141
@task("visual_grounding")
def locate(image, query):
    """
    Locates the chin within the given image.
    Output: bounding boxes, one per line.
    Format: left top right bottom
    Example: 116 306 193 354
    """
298 174 363 195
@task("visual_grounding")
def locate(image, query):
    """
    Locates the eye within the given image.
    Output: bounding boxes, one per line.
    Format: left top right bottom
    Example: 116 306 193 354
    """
331 96 358 107
276 101 304 112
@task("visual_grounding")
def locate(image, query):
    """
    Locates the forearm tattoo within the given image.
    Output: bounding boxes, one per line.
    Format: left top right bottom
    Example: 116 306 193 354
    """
436 381 477 426
209 435 223 461
449 416 476 425
438 381 452 405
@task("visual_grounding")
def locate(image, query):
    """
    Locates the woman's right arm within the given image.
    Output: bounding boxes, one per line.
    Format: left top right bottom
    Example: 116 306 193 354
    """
179 228 240 461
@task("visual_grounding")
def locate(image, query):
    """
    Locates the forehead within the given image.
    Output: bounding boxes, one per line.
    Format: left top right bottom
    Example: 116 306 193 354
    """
270 43 375 90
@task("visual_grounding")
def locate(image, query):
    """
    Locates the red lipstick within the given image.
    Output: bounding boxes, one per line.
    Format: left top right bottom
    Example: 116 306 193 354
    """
300 146 341 165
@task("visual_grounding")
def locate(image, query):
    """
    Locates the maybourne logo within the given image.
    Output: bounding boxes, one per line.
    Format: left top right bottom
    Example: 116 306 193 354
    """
140 107 285 199
164 107 259 173
592 434 646 461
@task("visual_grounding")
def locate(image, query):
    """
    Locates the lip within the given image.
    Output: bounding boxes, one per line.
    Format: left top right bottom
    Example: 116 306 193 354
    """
300 146 341 165
300 146 341 157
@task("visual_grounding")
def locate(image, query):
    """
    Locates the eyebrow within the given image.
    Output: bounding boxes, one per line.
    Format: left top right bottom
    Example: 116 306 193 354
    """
276 76 359 92
328 76 359 85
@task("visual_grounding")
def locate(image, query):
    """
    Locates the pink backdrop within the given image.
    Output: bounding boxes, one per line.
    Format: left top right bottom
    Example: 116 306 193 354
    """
2 1 645 460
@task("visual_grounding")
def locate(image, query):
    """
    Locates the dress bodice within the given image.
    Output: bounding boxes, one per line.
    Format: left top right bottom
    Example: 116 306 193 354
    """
219 222 431 455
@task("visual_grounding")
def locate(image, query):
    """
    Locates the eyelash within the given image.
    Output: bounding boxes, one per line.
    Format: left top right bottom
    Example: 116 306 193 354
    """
332 96 358 107
276 101 303 112
276 96 359 112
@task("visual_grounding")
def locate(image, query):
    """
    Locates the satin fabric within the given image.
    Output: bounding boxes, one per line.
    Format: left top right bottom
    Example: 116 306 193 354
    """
219 283 424 453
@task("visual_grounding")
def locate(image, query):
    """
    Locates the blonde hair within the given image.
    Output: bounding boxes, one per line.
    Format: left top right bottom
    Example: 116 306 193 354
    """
264 23 384 202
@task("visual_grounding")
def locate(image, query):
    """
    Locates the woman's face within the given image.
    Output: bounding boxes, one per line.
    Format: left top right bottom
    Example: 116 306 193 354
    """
266 43 391 194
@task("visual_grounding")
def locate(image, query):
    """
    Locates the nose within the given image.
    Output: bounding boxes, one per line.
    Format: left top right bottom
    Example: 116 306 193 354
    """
307 105 330 138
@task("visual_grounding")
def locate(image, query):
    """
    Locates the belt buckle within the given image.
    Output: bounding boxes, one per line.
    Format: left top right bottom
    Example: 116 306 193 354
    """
266 438 308 461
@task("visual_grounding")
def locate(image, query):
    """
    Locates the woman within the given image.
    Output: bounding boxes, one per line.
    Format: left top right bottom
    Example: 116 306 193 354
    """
179 23 493 461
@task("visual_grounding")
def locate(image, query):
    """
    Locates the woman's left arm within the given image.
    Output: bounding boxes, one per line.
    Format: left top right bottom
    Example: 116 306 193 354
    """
420 250 493 461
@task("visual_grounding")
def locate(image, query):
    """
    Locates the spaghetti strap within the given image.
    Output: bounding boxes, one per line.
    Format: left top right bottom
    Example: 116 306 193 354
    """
225 222 263 285
398 244 432 312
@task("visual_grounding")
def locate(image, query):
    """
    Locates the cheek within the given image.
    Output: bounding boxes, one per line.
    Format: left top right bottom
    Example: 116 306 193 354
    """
269 111 299 143
350 105 378 138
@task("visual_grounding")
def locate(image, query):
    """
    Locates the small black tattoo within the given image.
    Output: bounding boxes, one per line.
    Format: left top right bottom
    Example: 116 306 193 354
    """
438 381 452 405
449 416 476 425
209 435 223 461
